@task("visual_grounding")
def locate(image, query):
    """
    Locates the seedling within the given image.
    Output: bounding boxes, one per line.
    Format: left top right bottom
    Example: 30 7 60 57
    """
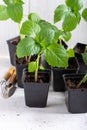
0 0 24 39
16 13 69 82
16 0 87 82
0 0 24 22
77 73 87 88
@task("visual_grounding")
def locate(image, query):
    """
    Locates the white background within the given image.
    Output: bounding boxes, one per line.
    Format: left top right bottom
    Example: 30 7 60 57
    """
0 0 87 57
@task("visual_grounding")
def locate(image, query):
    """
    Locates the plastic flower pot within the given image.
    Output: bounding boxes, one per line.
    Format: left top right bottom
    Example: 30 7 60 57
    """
16 63 28 88
73 42 87 73
52 57 79 92
63 73 87 113
22 68 51 107
7 36 20 65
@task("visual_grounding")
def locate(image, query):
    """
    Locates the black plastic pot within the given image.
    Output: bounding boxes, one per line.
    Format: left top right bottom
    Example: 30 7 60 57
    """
73 43 87 73
52 57 79 92
16 63 27 88
63 73 87 113
22 69 51 107
7 36 20 65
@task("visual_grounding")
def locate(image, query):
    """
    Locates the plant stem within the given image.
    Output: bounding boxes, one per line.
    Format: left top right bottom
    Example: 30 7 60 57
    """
84 46 87 52
35 54 40 82
59 38 62 45
17 23 23 40
77 79 83 88
77 74 87 88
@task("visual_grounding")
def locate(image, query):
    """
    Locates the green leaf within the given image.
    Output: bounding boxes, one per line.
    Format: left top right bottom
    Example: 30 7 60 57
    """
15 0 24 4
43 44 68 68
16 36 40 58
28 13 41 23
3 0 24 5
36 28 55 47
3 0 14 5
38 20 61 43
62 11 78 31
82 8 87 21
39 65 45 70
82 53 87 65
66 49 75 57
75 12 81 24
0 5 9 20
65 0 83 11
52 30 62 43
38 20 53 30
7 3 23 23
62 31 71 41
20 20 41 38
28 61 37 72
54 4 68 23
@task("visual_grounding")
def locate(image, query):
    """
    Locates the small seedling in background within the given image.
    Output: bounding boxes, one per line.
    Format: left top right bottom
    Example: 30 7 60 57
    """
77 73 87 88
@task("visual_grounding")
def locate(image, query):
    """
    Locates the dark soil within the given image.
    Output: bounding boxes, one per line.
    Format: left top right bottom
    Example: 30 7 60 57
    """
66 79 87 89
24 72 49 83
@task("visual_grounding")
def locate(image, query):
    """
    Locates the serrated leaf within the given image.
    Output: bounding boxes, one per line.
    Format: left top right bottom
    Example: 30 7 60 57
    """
28 13 41 23
20 20 41 38
82 8 87 21
7 3 23 23
62 31 71 41
82 53 87 65
54 4 68 23
43 44 68 68
28 61 37 72
66 49 75 57
62 11 78 31
65 0 83 11
38 20 61 43
36 28 55 47
16 36 40 58
38 20 53 30
0 5 9 20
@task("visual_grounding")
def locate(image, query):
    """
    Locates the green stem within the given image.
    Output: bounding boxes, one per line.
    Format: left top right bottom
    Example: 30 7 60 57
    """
17 23 23 40
59 38 62 45
35 54 40 82
77 74 87 88
77 80 83 88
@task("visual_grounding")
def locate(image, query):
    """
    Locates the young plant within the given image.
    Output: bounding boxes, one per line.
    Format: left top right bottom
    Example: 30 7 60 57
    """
0 0 24 39
54 0 87 41
0 0 24 23
77 73 87 88
16 13 70 82
82 46 87 66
